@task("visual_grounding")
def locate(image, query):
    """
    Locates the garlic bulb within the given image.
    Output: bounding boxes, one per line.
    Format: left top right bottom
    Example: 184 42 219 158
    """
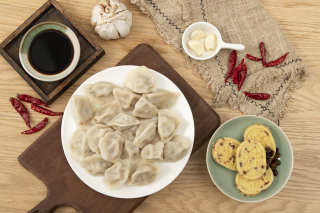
91 0 133 40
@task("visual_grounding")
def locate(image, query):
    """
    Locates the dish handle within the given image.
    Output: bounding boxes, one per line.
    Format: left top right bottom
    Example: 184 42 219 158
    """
221 42 245 51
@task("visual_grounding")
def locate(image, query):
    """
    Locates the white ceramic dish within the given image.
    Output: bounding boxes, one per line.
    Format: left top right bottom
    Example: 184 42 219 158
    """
19 21 80 82
182 22 245 60
61 65 195 199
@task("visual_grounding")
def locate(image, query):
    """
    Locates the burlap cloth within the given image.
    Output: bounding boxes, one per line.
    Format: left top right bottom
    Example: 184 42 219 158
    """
131 0 307 124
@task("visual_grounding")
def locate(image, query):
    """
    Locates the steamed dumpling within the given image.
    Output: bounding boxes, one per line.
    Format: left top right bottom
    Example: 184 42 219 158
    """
124 66 157 93
69 129 90 162
121 129 136 142
127 160 161 186
113 87 141 109
133 120 157 148
82 154 113 175
141 141 164 161
72 95 95 128
121 140 140 165
144 89 179 109
99 131 125 163
158 109 182 143
91 100 122 125
103 159 130 189
151 131 161 144
78 120 94 130
133 96 158 119
123 105 135 115
86 81 117 105
87 124 114 154
107 112 142 131
163 135 190 161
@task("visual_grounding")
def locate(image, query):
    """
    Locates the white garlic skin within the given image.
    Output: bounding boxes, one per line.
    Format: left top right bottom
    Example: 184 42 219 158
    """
91 0 133 40
189 29 206 40
187 39 205 56
205 33 216 51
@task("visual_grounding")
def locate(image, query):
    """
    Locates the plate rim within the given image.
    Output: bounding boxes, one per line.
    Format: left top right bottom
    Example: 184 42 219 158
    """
206 115 294 203
61 65 195 199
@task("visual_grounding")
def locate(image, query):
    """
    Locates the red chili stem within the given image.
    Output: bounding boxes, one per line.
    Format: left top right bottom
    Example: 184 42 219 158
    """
259 42 268 67
21 117 48 134
225 50 237 83
243 91 270 100
246 54 262 61
10 97 31 128
266 52 289 67
232 59 244 84
31 104 63 116
238 63 247 91
16 94 50 108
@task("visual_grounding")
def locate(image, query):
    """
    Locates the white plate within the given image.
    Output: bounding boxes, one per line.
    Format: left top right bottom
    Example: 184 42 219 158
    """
61 65 195 199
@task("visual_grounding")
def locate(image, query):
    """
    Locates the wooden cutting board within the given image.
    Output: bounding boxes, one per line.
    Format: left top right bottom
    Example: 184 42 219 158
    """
18 44 220 213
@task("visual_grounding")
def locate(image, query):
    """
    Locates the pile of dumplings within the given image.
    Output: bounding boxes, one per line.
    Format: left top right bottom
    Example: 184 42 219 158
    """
69 66 191 189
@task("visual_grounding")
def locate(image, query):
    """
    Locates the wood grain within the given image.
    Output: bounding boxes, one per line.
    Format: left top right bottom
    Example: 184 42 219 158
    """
0 0 319 212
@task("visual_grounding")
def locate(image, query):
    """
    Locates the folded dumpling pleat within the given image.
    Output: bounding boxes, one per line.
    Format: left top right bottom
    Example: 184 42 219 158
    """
99 131 125 163
127 160 161 186
144 89 179 109
163 135 190 161
87 124 114 154
133 96 158 119
124 66 157 94
72 95 96 129
103 159 130 189
121 140 140 165
121 129 136 142
133 120 157 148
113 87 141 109
82 154 113 175
141 141 164 161
69 129 90 162
86 81 116 105
158 109 182 143
107 112 142 131
91 100 123 125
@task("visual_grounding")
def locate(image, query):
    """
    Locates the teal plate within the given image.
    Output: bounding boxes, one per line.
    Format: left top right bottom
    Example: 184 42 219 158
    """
206 115 293 202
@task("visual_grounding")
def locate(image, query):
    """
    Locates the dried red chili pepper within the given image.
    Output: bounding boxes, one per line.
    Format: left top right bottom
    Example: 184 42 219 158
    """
266 52 289 67
10 97 31 128
238 63 247 91
259 42 267 67
225 50 237 83
243 91 270 100
21 117 48 134
16 94 50 108
31 104 63 116
246 54 261 61
232 59 244 84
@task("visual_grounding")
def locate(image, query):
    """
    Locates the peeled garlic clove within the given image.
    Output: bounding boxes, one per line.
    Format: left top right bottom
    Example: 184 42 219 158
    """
205 33 216 51
187 39 205 56
189 29 206 40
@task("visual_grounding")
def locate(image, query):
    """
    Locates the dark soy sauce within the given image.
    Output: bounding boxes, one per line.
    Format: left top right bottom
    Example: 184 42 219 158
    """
28 29 74 75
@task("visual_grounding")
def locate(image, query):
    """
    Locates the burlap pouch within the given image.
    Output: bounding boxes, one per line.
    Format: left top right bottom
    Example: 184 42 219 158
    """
131 0 307 124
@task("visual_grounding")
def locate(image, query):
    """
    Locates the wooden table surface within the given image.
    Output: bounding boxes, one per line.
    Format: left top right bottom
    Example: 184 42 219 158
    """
0 0 319 212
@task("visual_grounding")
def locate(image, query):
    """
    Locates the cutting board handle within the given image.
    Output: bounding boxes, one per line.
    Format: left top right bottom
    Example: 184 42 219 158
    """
29 195 82 213
29 195 70 213
29 197 56 213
